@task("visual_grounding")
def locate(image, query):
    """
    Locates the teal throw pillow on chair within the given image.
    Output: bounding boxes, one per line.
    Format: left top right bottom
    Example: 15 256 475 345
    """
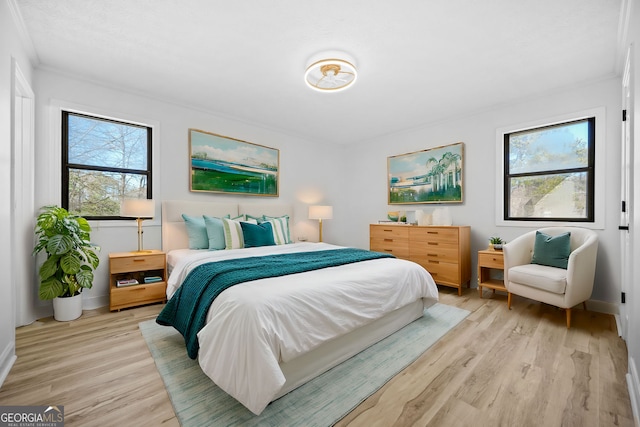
531 231 571 269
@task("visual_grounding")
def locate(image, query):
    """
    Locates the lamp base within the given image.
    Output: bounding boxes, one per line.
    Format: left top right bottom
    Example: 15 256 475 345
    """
131 249 154 254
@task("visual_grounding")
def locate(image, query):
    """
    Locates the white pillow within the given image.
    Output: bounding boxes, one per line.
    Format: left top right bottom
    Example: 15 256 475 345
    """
263 215 292 244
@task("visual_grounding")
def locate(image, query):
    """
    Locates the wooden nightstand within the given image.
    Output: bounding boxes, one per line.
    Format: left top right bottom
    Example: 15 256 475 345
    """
109 250 167 311
477 249 505 298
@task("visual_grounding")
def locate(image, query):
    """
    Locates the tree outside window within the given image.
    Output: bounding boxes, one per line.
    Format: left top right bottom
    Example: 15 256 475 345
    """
504 118 594 222
62 111 152 219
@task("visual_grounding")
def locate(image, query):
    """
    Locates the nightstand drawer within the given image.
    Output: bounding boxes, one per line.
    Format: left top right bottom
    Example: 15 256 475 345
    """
110 281 166 308
110 254 165 273
478 252 504 269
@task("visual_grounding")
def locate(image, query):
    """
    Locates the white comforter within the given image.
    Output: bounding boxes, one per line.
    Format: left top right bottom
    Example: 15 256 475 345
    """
166 242 439 415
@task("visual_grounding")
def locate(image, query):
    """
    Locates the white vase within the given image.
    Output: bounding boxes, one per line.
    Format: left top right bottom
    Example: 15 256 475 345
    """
53 293 83 321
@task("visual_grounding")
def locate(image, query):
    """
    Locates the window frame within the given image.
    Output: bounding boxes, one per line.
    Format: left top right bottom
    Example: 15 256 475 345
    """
61 110 153 220
503 117 595 222
495 107 605 229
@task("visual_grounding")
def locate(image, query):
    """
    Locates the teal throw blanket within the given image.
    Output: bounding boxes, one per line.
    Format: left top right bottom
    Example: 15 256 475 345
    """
156 248 394 359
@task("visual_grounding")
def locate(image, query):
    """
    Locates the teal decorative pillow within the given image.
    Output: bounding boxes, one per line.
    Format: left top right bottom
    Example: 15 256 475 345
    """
202 215 227 250
240 221 276 248
181 214 209 249
531 231 571 269
262 215 293 244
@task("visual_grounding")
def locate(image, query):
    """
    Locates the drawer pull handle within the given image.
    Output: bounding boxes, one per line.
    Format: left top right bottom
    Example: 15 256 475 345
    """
427 231 438 234
384 249 393 252
383 229 393 232
427 242 439 245
384 238 393 242
428 260 440 264
133 259 146 262
427 253 438 257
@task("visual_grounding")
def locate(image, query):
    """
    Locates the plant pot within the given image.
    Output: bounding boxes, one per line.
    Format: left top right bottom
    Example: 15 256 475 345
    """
53 293 83 321
493 244 503 251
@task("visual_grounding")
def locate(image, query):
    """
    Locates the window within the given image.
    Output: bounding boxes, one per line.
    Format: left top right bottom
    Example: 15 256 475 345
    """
503 117 595 222
62 111 152 219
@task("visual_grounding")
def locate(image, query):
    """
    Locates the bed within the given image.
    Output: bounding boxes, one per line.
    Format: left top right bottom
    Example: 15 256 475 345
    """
158 200 439 415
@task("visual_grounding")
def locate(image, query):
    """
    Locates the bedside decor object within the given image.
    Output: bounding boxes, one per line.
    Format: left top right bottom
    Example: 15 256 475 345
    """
121 198 155 252
309 205 333 242
304 51 357 92
388 142 464 204
189 129 279 196
489 236 504 250
33 205 100 321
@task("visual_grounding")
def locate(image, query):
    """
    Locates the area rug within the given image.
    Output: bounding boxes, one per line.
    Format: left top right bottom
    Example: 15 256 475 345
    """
139 302 469 427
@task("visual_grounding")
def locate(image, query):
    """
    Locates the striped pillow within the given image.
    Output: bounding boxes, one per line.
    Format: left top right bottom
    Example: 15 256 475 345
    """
221 218 245 249
263 215 293 245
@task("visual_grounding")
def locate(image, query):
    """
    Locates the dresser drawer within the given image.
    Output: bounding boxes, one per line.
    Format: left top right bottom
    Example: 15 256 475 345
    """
370 240 409 258
410 246 459 263
417 260 460 284
370 225 409 241
110 281 166 308
410 227 459 245
110 254 165 273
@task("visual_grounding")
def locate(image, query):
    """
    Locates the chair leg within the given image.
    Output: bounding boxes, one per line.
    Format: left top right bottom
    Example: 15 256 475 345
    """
507 293 512 310
582 301 587 311
566 308 571 329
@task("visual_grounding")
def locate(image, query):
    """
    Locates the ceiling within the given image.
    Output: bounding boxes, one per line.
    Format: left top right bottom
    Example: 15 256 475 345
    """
14 0 624 145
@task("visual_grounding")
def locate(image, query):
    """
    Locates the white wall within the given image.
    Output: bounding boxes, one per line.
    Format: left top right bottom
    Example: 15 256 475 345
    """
340 77 622 307
0 0 34 384
32 69 342 315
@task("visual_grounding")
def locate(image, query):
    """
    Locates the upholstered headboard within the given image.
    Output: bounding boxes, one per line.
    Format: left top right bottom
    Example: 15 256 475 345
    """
161 200 294 253
161 200 238 253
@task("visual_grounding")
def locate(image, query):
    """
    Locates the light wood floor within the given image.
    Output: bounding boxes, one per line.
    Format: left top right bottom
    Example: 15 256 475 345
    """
0 288 634 427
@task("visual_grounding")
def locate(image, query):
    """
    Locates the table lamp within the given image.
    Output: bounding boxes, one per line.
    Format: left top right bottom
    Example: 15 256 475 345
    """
309 205 333 242
120 199 155 252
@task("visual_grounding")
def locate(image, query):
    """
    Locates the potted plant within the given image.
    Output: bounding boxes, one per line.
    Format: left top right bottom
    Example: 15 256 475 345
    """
489 236 504 250
33 205 100 321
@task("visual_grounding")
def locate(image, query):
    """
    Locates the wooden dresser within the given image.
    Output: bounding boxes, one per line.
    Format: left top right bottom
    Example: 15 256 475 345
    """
370 224 471 295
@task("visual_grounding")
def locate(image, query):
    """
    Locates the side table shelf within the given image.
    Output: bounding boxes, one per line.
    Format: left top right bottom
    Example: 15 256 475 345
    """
109 250 167 311
477 249 506 297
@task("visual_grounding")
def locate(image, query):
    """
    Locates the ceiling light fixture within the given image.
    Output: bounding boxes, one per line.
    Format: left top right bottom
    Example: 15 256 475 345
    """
304 52 357 92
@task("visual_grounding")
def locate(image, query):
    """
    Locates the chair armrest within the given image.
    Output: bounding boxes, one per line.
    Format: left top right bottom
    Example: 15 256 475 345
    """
564 235 599 306
503 231 535 284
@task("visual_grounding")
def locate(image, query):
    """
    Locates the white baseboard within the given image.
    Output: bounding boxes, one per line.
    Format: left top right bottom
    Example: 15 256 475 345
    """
585 298 618 315
0 341 17 388
82 294 109 311
627 356 640 427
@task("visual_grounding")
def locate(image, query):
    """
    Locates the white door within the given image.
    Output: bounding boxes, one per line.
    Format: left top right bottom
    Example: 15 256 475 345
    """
620 49 633 339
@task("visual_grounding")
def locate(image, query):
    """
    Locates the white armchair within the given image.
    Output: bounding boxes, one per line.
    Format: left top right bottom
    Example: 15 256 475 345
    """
503 227 598 328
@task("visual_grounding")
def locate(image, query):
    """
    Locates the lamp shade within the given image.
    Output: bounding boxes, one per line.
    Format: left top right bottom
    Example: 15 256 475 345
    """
121 199 155 218
309 205 333 220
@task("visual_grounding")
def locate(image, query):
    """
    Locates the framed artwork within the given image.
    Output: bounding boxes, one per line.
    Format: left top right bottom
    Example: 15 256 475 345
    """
189 129 279 196
388 142 464 204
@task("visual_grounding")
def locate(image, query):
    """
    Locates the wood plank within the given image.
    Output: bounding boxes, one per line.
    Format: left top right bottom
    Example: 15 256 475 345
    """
0 289 633 427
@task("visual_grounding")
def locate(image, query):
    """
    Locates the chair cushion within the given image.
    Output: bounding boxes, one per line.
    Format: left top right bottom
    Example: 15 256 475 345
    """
508 264 567 294
531 231 571 269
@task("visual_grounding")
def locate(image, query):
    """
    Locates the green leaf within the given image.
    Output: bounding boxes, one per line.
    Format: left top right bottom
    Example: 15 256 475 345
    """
76 268 94 289
39 277 64 300
60 252 81 274
46 234 74 255
39 255 59 281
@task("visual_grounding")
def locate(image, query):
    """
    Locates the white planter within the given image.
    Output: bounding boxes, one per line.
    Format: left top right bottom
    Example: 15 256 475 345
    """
53 293 83 321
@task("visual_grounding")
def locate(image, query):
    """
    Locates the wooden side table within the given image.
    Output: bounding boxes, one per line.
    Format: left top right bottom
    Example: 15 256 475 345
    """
109 250 167 311
477 249 505 297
